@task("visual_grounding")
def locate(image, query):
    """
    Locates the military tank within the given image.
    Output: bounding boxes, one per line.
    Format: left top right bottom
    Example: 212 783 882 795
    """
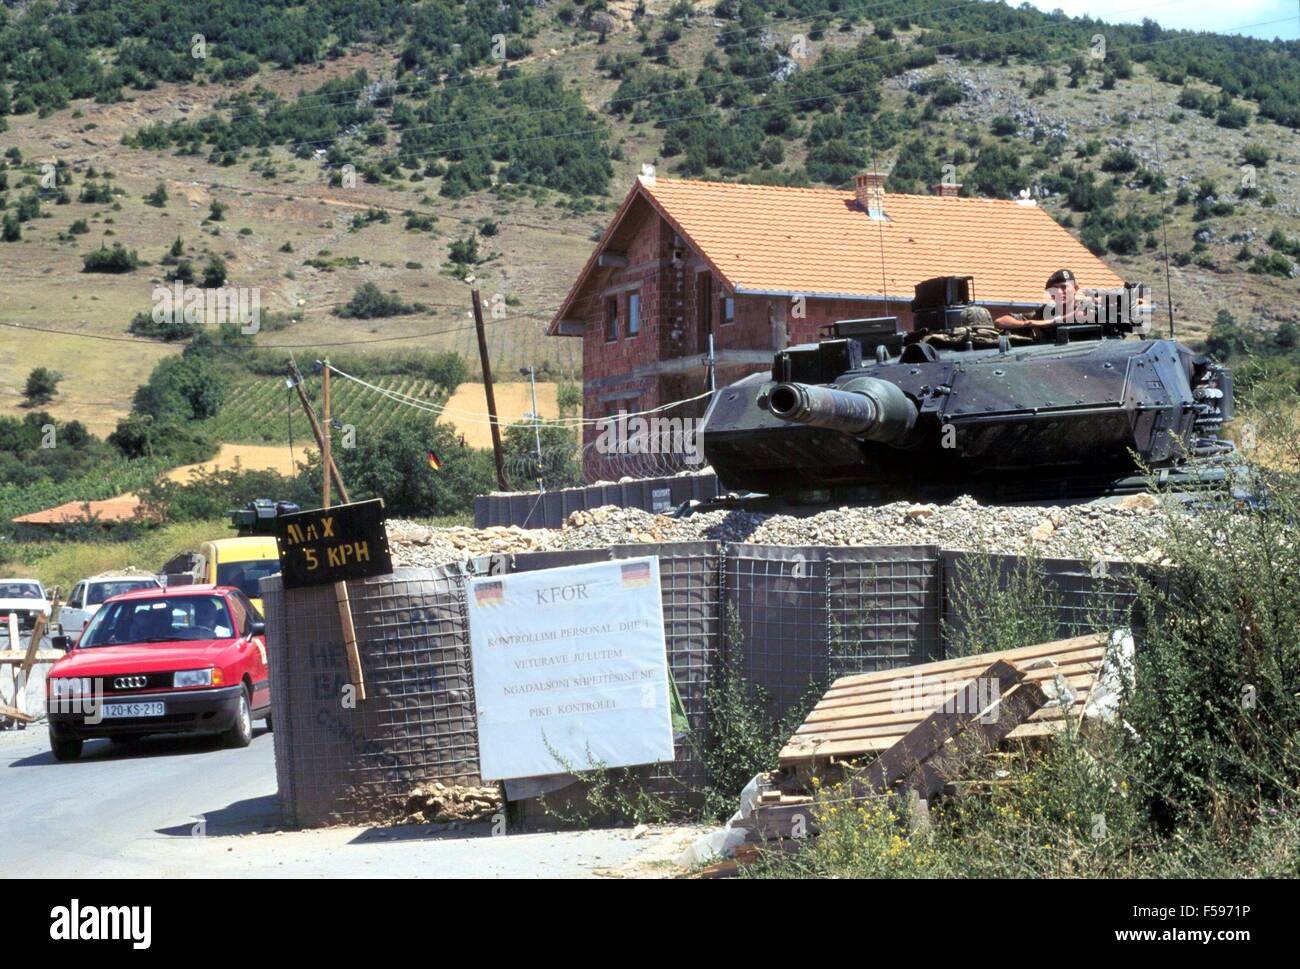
702 276 1236 503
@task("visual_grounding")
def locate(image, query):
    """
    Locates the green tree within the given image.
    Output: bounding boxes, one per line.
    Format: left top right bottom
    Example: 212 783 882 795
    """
334 282 414 319
23 367 62 405
969 142 1024 199
202 255 227 288
333 416 495 517
135 354 227 421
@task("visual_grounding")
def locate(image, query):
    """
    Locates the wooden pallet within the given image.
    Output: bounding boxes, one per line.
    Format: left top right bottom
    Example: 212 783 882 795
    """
779 634 1109 766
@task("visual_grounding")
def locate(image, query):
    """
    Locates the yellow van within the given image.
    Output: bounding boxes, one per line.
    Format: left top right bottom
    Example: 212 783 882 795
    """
194 536 281 616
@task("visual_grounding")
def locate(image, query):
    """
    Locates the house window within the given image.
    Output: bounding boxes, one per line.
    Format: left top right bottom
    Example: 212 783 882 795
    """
722 296 735 325
605 296 619 342
627 291 641 337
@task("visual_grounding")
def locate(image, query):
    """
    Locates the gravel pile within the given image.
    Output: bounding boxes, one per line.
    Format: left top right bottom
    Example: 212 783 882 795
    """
388 492 1173 568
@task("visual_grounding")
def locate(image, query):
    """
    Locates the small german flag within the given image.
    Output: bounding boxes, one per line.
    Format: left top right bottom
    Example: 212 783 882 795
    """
426 449 441 471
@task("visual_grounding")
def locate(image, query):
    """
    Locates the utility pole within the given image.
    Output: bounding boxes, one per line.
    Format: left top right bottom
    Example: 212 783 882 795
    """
321 358 333 510
286 362 350 503
520 366 544 493
472 288 509 490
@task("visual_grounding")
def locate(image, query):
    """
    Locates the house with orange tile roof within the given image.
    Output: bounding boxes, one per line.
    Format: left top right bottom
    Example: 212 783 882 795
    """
11 495 148 527
547 172 1125 475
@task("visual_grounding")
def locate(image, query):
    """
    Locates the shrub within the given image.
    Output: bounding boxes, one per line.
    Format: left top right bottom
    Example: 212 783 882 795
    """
23 367 62 405
81 242 140 273
333 282 415 319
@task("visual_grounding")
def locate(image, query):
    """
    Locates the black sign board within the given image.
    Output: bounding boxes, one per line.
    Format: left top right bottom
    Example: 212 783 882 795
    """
274 498 392 589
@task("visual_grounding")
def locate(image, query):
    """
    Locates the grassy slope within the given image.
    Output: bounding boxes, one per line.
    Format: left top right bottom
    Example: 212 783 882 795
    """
2 6 1298 440
0 519 226 591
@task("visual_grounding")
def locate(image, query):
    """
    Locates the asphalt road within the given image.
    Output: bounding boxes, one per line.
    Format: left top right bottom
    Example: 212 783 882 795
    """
0 723 701 877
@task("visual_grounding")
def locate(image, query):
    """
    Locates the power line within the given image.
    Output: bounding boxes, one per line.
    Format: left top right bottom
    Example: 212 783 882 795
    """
327 362 711 428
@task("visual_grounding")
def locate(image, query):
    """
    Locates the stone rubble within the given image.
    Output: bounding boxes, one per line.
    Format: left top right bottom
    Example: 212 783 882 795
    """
387 491 1174 568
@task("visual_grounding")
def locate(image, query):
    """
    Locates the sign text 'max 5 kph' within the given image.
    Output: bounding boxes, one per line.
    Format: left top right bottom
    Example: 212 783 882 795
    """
273 498 393 589
467 556 675 782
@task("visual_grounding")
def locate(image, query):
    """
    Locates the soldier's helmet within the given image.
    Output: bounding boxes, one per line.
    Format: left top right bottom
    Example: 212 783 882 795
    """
960 305 993 327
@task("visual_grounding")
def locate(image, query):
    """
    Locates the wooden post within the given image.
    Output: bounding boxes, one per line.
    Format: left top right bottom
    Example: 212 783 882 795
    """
472 288 509 491
288 362 350 503
322 360 333 510
320 364 366 702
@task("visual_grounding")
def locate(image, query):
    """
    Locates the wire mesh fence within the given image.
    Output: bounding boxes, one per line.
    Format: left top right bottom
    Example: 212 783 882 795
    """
266 543 1147 826
265 566 479 827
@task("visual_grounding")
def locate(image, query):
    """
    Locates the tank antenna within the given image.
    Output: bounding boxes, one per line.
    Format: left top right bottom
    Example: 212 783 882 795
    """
869 132 890 318
1150 95 1176 338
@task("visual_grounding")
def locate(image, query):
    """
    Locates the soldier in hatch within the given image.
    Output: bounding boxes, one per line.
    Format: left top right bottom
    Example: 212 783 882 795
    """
994 268 1097 335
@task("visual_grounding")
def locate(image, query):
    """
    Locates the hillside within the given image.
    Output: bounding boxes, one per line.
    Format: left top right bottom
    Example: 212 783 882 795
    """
2 0 1299 454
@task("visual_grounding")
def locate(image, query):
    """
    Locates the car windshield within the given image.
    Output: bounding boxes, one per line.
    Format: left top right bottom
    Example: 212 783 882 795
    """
0 582 43 599
216 560 280 599
87 579 157 605
80 595 235 647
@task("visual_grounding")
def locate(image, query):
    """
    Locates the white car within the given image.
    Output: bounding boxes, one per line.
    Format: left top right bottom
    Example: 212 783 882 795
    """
0 579 52 640
56 574 163 638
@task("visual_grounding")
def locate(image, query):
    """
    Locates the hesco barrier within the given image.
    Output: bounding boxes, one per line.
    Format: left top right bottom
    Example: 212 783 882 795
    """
266 543 1151 827
473 473 721 529
264 566 479 827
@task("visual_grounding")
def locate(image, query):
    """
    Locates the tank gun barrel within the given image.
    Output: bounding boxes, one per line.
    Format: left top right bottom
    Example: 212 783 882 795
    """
767 379 917 444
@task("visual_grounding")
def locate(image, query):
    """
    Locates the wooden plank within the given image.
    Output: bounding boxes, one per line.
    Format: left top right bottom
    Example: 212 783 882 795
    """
819 647 1105 704
335 581 366 702
792 694 1090 740
781 714 1082 762
902 681 1049 799
800 671 1097 728
828 635 1106 689
20 611 47 683
820 649 1104 704
851 660 1025 796
0 650 63 665
0 703 35 724
806 665 1102 717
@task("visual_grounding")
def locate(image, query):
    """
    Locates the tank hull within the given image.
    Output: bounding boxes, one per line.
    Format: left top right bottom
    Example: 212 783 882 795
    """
703 336 1233 499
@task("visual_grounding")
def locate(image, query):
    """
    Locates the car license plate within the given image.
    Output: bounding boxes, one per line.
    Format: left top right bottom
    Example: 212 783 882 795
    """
101 702 165 719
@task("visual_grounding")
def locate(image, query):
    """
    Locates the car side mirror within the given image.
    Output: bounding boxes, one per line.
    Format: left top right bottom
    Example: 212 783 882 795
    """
51 635 71 652
249 621 266 637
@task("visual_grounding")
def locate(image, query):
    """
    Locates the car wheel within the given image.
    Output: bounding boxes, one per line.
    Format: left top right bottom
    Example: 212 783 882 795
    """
50 730 83 762
224 686 253 749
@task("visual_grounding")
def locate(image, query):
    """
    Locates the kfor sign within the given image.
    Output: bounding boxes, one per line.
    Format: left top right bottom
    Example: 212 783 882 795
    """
466 556 674 781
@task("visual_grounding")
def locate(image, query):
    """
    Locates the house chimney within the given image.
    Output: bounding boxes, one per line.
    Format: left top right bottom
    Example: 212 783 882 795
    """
854 172 887 219
931 181 961 198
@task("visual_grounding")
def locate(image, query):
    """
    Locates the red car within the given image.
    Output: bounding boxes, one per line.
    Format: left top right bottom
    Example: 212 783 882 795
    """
45 585 271 761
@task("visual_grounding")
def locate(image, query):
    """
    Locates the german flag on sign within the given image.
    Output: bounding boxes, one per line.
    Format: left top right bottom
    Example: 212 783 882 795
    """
475 581 504 607
621 561 652 588
426 450 441 471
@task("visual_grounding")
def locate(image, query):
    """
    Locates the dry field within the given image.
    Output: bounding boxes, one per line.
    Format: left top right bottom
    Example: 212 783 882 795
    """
441 381 561 450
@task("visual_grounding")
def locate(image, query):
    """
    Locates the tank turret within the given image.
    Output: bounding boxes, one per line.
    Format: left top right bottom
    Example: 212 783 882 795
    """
702 276 1235 502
